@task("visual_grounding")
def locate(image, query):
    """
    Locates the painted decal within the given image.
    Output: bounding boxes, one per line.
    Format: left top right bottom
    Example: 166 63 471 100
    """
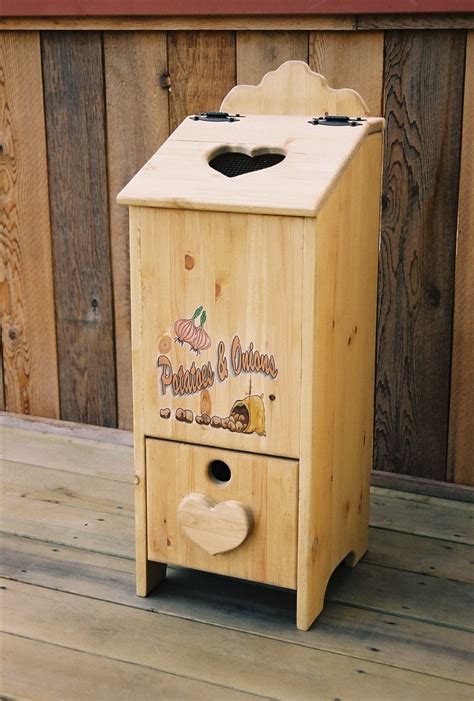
174 306 211 354
158 307 277 437
159 394 266 436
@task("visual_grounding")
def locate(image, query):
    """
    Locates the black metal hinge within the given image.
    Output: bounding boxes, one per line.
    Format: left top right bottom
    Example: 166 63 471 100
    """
190 111 244 123
308 115 367 127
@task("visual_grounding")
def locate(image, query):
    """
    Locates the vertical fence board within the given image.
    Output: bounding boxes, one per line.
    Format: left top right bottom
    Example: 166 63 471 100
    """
375 30 465 480
0 334 4 410
42 31 116 427
168 31 235 132
104 31 169 430
309 31 384 115
448 30 474 487
236 31 308 85
0 32 59 417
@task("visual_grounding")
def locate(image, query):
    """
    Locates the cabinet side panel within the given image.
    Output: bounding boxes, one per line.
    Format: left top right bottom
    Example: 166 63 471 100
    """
297 133 383 629
130 206 166 595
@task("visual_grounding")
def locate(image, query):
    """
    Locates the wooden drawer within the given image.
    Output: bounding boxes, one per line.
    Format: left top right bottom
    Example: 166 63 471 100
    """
146 438 298 589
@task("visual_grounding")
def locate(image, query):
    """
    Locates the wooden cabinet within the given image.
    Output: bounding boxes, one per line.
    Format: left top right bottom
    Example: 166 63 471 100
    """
119 62 384 629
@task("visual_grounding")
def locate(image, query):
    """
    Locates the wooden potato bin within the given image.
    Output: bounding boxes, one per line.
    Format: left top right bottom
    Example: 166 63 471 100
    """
118 62 384 630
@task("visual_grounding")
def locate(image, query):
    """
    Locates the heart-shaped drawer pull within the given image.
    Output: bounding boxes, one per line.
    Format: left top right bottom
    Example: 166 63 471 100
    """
177 493 254 555
209 150 285 178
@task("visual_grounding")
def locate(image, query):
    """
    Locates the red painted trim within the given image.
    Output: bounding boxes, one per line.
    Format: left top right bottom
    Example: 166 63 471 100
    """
0 0 472 15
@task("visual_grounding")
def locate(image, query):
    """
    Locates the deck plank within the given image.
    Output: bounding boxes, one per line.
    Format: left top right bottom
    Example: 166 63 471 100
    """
3 579 473 700
2 425 472 543
2 459 472 583
3 514 470 629
1 422 473 697
1 493 133 557
370 489 474 544
2 460 133 516
365 528 474 584
1 633 255 701
1 425 133 482
2 534 473 685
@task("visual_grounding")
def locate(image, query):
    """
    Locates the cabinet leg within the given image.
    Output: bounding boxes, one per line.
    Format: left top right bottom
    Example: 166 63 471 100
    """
296 577 327 631
136 559 167 597
344 537 368 568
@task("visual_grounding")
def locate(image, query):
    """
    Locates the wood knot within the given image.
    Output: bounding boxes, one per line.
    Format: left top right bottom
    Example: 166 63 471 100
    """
426 285 441 308
8 326 17 340
185 254 195 270
158 335 172 353
215 282 222 300
134 475 140 485
160 73 171 91
200 389 211 416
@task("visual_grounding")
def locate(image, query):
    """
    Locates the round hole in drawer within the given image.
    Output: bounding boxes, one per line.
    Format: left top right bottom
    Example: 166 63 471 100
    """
209 459 231 485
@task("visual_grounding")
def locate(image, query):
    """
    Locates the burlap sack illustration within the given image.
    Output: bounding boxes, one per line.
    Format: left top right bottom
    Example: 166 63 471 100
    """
230 394 266 436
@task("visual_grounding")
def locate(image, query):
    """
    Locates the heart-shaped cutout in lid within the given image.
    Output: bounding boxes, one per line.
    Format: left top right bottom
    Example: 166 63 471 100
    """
209 149 285 178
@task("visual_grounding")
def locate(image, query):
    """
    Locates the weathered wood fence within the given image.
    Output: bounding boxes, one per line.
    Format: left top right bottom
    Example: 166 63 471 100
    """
1 16 472 485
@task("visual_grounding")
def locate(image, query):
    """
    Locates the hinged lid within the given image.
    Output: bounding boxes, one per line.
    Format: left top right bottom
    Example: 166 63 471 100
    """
117 62 384 217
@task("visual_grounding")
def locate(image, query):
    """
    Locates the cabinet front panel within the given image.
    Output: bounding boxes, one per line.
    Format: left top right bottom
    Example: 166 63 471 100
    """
146 438 298 588
137 208 304 458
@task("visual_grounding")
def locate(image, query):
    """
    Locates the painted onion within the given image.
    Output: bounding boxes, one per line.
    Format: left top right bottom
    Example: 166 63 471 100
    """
191 310 211 353
174 306 202 347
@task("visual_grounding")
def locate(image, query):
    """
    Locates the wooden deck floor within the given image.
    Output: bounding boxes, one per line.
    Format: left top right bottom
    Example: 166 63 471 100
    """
1 417 473 700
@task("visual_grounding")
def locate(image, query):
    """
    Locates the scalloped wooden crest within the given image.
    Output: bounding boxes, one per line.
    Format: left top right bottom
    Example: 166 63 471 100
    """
220 60 371 117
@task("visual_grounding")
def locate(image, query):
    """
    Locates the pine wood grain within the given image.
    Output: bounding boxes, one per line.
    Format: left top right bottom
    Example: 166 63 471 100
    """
297 132 383 629
168 30 236 132
448 31 474 487
3 579 473 700
308 30 384 115
236 31 308 85
177 493 254 555
128 207 166 595
2 535 474 685
0 31 59 417
221 61 370 117
147 440 298 587
118 115 382 214
375 30 465 480
41 31 116 427
104 31 169 431
133 208 306 457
